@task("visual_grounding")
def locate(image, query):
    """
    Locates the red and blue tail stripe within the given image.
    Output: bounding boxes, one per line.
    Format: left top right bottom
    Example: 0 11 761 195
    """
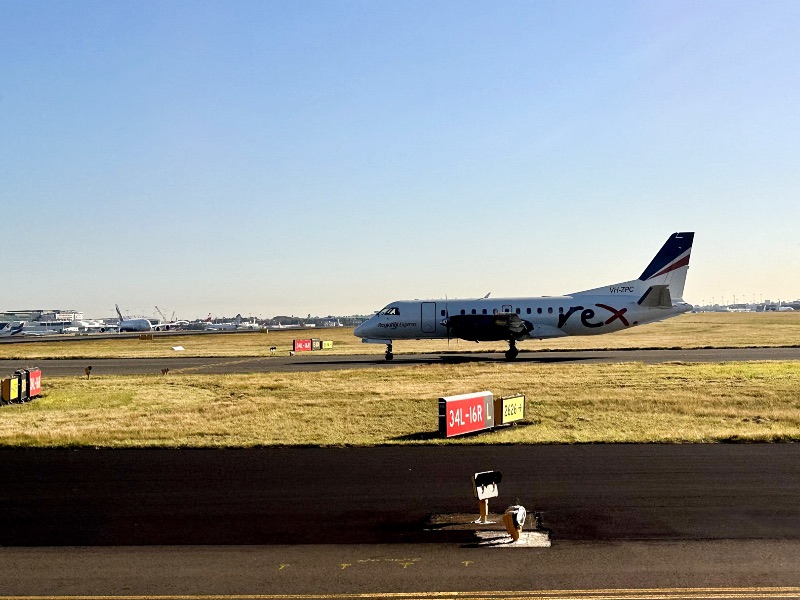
639 232 694 281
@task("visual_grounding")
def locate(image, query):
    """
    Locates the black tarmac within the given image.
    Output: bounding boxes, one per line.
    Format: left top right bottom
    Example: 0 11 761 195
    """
3 346 800 377
2 444 800 546
2 348 800 596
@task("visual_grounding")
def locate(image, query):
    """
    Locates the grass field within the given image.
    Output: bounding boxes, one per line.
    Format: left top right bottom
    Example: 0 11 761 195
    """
1 312 799 360
2 361 800 447
1 312 799 447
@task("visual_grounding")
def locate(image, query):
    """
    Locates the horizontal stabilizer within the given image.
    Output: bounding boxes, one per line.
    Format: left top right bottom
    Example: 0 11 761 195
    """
638 285 673 308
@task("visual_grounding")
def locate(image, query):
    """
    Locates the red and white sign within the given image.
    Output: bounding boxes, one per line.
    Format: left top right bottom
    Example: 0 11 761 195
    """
438 391 494 437
28 369 42 398
293 339 312 352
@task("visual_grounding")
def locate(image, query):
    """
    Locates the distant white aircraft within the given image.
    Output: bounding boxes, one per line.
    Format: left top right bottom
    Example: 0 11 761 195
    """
237 318 262 330
0 321 60 336
355 232 695 360
73 319 113 333
0 322 26 337
152 306 183 331
205 314 243 331
115 305 153 333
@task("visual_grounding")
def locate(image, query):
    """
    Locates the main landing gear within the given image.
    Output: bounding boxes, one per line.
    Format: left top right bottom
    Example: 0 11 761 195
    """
504 339 519 361
385 343 394 361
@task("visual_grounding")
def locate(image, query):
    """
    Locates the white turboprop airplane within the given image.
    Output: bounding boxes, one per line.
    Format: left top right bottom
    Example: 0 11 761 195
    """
355 232 694 361
115 304 153 333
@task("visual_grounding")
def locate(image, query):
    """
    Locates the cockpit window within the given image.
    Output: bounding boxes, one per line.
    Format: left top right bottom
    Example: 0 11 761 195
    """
378 306 400 316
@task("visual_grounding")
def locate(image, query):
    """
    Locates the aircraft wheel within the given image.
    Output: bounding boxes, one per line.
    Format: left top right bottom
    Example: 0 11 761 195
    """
504 346 519 361
385 352 394 361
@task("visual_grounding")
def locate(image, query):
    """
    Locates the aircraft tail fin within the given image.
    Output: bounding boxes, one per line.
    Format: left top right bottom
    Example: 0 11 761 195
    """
115 304 124 321
1 322 27 336
637 232 693 301
572 232 694 302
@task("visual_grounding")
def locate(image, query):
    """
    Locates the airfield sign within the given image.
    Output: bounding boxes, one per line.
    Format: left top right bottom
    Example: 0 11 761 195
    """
438 391 494 437
495 393 526 426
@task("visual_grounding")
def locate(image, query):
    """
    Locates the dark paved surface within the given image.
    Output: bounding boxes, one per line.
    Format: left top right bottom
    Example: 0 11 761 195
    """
3 541 800 597
2 445 799 546
3 346 800 377
3 445 800 595
2 350 800 595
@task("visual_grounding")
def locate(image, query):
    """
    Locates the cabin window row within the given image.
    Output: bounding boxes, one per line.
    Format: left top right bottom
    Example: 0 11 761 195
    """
440 307 562 316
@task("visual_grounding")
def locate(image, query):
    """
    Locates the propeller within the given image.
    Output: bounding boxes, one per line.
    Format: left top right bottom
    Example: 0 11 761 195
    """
443 295 451 349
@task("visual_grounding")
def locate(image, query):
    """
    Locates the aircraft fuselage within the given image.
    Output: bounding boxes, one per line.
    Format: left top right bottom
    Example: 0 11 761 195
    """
354 232 695 360
354 295 691 343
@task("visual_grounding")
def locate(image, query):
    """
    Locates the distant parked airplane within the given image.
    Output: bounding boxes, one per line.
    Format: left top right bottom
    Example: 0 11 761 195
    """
0 322 61 337
115 305 153 333
205 314 243 331
0 322 26 337
355 232 694 360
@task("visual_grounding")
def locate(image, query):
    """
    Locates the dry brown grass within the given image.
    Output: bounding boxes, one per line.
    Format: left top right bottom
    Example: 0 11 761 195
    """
2 361 799 447
2 312 798 447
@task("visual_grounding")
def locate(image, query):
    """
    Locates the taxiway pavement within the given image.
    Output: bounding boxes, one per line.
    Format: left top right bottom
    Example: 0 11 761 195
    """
1 445 800 595
2 346 800 377
3 541 800 598
3 445 799 545
2 348 800 596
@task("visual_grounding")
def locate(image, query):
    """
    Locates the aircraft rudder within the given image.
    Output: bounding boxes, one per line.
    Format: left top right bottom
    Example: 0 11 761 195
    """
638 232 694 301
639 232 694 281
572 232 694 299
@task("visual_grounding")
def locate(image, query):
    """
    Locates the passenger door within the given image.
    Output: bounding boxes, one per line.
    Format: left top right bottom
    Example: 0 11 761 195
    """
421 302 437 334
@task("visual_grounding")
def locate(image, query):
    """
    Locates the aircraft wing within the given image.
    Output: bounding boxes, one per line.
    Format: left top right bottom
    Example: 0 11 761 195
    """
446 313 533 342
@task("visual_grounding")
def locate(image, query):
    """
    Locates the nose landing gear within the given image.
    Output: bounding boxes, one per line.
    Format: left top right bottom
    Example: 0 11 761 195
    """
385 343 394 361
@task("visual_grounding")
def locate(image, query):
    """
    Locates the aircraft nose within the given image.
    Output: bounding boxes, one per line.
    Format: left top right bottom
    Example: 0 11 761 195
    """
354 321 367 337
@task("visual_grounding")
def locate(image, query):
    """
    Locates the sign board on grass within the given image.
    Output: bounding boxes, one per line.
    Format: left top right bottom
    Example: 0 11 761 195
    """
438 391 494 437
495 393 526 426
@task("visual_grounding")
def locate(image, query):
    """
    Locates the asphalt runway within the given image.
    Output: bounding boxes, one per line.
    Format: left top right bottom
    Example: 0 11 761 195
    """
2 445 800 595
3 346 800 377
3 445 799 546
2 348 800 596
3 542 800 598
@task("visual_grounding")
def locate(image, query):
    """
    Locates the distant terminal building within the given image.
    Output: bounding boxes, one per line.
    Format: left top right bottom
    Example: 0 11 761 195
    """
761 301 800 312
695 300 800 313
1 309 83 322
0 309 84 333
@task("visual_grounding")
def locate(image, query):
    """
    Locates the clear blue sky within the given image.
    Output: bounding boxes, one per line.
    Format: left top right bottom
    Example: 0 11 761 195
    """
2 1 799 319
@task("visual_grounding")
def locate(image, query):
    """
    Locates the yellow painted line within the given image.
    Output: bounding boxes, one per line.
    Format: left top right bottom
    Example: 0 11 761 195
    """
3 589 800 600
